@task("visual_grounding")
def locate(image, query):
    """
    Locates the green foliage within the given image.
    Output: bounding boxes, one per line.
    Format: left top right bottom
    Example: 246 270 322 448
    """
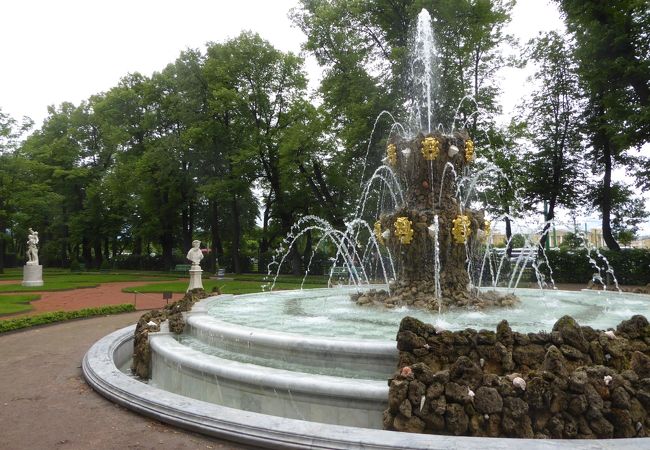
521 32 585 214
554 0 650 250
0 304 136 333
545 248 650 285
558 232 583 250
0 294 40 315
510 233 525 248
587 182 649 237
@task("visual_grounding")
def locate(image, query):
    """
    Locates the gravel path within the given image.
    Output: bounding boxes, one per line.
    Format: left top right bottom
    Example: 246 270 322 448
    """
0 312 252 450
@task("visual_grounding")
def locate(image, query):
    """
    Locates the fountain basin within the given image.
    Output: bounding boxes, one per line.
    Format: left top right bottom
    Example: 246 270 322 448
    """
150 327 388 427
183 296 397 379
83 287 650 448
84 320 647 449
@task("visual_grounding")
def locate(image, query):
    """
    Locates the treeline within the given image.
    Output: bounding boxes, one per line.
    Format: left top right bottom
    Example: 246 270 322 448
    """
0 0 648 274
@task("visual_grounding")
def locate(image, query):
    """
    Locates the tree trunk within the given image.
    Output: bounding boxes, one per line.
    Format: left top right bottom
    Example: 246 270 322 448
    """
505 214 513 258
258 197 272 274
304 229 313 274
231 194 242 274
210 199 223 272
539 197 556 251
104 238 110 263
290 245 302 276
601 136 621 251
182 206 191 252
93 240 103 268
133 236 142 256
0 232 4 273
161 232 174 271
112 239 118 263
82 237 92 268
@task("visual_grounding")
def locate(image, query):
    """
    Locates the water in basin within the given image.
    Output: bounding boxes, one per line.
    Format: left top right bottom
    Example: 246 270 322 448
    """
206 286 650 339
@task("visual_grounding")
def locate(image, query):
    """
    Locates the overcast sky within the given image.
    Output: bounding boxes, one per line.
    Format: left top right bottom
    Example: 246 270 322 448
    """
2 0 565 125
1 0 647 235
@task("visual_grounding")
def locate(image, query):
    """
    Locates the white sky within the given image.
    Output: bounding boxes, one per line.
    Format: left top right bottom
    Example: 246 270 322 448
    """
1 0 648 235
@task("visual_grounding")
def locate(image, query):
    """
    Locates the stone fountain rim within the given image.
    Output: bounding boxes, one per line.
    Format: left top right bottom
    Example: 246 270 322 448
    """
84 324 648 449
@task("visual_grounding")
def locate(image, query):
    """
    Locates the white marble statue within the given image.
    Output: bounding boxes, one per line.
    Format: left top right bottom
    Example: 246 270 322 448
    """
186 240 204 266
26 228 39 265
186 240 204 292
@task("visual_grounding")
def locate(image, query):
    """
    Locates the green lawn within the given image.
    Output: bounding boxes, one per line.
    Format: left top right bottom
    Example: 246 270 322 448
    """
0 294 41 315
123 277 328 295
0 272 179 293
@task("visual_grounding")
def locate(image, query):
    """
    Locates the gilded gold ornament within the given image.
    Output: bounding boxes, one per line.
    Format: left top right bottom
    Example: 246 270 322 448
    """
386 143 397 166
421 136 440 160
464 139 475 162
374 220 384 245
394 217 414 245
452 215 471 244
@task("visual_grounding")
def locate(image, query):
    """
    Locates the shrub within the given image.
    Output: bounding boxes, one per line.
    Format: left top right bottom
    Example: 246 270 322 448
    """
545 248 650 285
0 304 136 333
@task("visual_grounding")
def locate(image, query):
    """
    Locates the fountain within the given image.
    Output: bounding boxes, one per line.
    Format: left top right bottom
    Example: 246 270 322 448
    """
83 9 650 448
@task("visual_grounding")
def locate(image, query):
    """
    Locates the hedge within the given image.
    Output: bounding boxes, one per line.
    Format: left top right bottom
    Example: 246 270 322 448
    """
0 303 136 333
544 248 650 285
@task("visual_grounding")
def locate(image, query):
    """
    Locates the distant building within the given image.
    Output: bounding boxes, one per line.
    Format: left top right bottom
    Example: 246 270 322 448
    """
488 227 605 249
631 237 650 249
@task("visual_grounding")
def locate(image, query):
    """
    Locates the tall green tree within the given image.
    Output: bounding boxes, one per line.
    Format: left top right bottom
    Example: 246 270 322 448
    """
554 0 650 250
0 108 33 272
521 31 585 249
205 33 312 274
292 0 517 228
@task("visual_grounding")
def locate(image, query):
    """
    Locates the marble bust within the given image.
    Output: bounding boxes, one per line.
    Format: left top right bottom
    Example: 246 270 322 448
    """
26 228 39 265
186 240 204 266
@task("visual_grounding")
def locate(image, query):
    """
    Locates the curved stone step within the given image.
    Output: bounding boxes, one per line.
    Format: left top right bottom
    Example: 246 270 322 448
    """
184 296 398 379
149 332 388 428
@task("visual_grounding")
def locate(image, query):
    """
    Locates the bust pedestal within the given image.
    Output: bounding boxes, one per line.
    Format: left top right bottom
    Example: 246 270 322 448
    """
187 264 204 292
22 264 43 287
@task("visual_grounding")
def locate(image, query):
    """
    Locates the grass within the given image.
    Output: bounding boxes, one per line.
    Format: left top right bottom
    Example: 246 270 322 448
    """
230 274 329 285
0 272 179 293
123 277 328 295
0 294 41 315
0 304 136 333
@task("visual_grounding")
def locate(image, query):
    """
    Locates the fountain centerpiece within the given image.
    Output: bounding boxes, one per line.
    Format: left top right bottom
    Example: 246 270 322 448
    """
349 10 515 311
357 131 513 310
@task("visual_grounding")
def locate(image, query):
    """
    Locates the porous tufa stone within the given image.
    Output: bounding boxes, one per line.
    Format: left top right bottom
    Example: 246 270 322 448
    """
387 314 650 439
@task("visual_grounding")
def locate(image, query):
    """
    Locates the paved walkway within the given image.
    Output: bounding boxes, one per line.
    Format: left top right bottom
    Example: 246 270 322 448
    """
0 312 252 450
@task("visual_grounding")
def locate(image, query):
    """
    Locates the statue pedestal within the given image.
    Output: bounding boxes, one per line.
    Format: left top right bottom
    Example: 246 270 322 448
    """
187 266 203 292
22 264 43 287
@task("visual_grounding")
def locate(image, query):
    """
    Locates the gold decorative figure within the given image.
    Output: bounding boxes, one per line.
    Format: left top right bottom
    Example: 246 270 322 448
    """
386 143 397 166
464 139 475 162
394 217 414 245
421 136 440 160
452 215 471 244
483 220 491 242
374 220 384 245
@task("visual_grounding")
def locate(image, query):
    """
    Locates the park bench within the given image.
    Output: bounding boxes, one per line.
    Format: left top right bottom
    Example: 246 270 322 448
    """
217 268 226 278
172 264 192 273
328 266 364 287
